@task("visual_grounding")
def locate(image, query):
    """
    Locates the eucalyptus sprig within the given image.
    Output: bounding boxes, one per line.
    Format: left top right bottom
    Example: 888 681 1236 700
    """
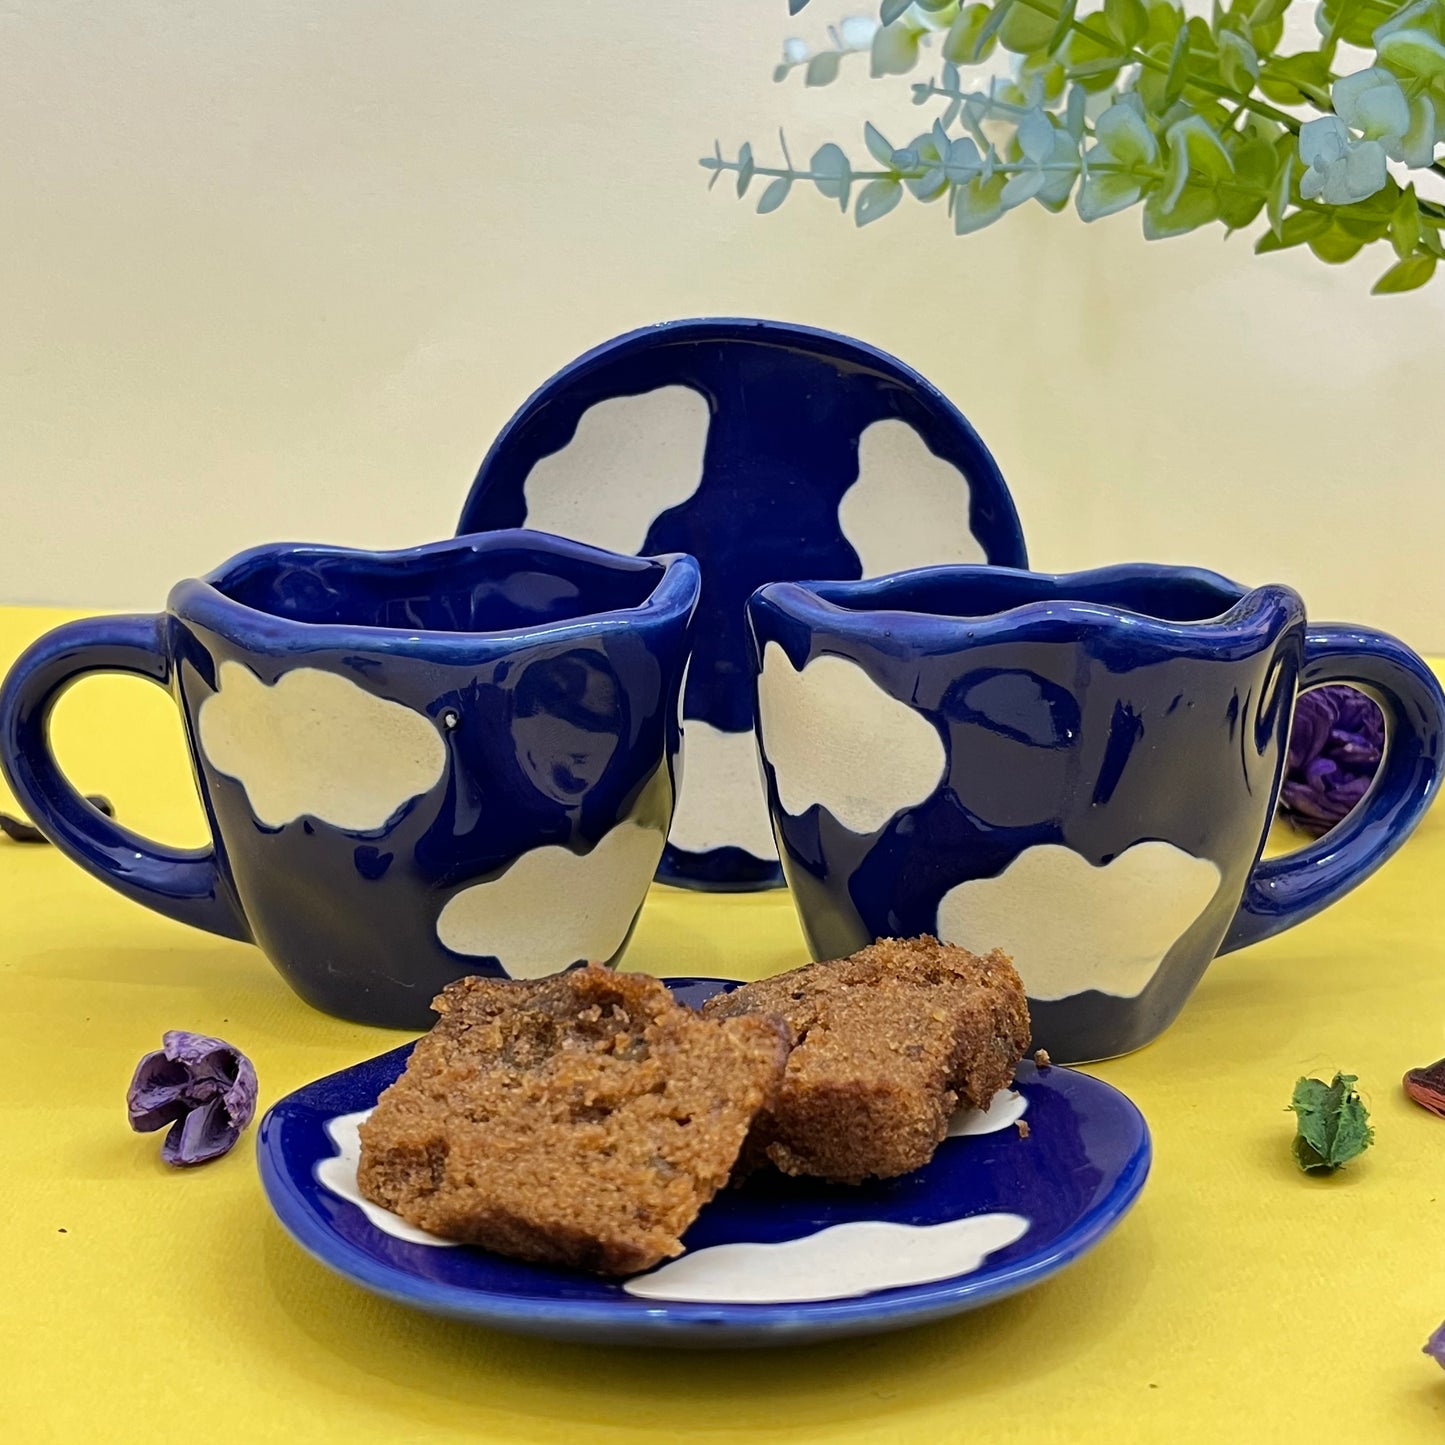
702 0 1445 291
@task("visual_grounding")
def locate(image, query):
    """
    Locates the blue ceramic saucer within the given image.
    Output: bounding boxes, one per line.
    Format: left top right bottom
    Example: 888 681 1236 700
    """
258 978 1149 1347
456 319 1028 891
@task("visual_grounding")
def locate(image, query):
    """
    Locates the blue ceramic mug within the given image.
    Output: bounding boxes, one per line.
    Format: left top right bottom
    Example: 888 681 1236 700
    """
746 564 1445 1062
0 531 699 1027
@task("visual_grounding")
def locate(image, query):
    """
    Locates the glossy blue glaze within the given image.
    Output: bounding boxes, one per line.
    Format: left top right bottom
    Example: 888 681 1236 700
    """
0 532 699 1027
457 318 1028 890
747 564 1445 1063
257 977 1150 1347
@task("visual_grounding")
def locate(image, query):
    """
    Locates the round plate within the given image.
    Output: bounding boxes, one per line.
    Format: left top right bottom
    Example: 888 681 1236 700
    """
258 978 1148 1348
456 319 1028 891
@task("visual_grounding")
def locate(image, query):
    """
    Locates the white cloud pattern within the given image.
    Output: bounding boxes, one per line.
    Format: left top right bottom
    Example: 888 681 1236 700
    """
838 418 986 577
197 661 447 832
667 717 777 860
937 841 1222 1001
521 385 711 554
622 1214 1030 1302
756 642 946 834
436 819 666 976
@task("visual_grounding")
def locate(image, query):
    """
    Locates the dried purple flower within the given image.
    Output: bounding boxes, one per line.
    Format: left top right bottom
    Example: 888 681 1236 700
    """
1424 1319 1445 1369
1278 686 1384 836
126 1030 257 1166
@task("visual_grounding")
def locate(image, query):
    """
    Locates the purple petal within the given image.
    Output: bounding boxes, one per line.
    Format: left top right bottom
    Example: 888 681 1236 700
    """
1424 1319 1445 1368
161 1096 241 1167
1279 685 1385 836
126 1031 257 1165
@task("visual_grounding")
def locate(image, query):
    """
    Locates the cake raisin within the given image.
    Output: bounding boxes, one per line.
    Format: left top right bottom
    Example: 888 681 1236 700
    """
701 937 1030 1184
357 966 789 1275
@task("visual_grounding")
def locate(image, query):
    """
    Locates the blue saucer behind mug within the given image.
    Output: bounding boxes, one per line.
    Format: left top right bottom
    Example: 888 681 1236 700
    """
0 531 700 1028
747 564 1445 1062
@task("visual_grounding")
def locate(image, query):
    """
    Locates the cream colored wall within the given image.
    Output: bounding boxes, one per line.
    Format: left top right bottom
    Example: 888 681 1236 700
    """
1 1 1441 648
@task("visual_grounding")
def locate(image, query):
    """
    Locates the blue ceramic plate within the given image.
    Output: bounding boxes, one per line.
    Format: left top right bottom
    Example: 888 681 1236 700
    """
258 978 1149 1347
456 319 1028 890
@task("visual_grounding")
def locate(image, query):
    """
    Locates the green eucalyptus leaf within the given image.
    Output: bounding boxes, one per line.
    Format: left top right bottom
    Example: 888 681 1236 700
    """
856 177 904 225
1164 24 1191 106
864 122 897 166
1145 0 1185 47
1309 226 1369 263
1267 151 1292 237
806 51 842 85
996 0 1056 54
811 143 852 209
1077 170 1147 220
1047 0 1079 56
1219 30 1259 90
872 21 923 76
1316 0 1381 47
1247 0 1290 25
1258 51 1333 106
757 176 792 214
1378 28 1445 82
1255 206 1332 251
1105 0 1149 49
736 142 755 198
1250 13 1285 54
881 0 914 23
944 3 997 63
953 170 1010 231
1218 136 1274 227
788 0 811 13
1374 251 1438 291
1393 187 1423 259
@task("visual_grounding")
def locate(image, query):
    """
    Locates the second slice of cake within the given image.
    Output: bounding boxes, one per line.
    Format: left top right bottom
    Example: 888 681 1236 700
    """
702 937 1030 1184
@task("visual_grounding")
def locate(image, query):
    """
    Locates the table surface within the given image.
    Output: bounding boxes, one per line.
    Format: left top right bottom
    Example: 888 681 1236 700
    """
2 604 1444 1445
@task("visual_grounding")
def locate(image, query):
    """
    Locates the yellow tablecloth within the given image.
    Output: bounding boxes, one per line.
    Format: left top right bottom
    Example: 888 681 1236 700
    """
2 604 1444 1445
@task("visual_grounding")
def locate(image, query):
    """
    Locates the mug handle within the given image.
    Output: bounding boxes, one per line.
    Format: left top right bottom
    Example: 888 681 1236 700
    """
1221 625 1445 955
0 614 251 941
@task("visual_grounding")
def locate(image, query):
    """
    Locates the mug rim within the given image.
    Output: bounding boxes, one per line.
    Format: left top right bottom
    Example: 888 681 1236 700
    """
749 562 1305 656
166 529 701 657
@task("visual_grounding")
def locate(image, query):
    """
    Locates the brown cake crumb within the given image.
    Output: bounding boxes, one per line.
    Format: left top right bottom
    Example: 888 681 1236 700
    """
1016 1119 1031 1139
357 966 788 1275
702 937 1030 1184
1033 1048 1052 1070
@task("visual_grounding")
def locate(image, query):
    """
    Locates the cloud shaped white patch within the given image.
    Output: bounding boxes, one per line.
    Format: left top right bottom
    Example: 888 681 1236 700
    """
198 661 446 832
315 1109 460 1247
436 820 665 977
838 419 986 577
623 1213 1029 1302
522 386 711 554
756 642 945 834
937 841 1222 1001
667 718 777 860
947 1088 1027 1138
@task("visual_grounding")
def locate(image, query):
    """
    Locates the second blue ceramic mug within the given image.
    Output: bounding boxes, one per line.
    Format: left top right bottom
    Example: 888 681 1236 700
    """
0 530 699 1027
747 564 1445 1062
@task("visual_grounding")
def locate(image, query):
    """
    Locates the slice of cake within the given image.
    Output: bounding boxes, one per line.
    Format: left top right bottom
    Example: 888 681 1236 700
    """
356 966 788 1275
701 937 1030 1184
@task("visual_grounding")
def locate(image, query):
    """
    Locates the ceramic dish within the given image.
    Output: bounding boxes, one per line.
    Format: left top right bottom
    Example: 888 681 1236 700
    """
456 318 1028 891
258 977 1149 1347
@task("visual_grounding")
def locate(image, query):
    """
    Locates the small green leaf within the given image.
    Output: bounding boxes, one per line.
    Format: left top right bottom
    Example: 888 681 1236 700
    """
788 0 811 13
880 0 913 22
976 0 1017 57
1309 226 1369 263
944 3 996 64
757 177 792 214
1289 1074 1374 1173
873 20 923 76
1246 0 1289 25
1258 52 1332 107
855 177 904 226
1164 24 1191 105
1105 0 1148 48
736 142 755 198
1255 207 1332 252
806 51 842 86
1392 187 1422 260
1267 153 1292 239
1047 0 1079 55
996 0 1056 54
864 122 896 167
1378 29 1445 83
1373 252 1439 292
811 143 852 210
